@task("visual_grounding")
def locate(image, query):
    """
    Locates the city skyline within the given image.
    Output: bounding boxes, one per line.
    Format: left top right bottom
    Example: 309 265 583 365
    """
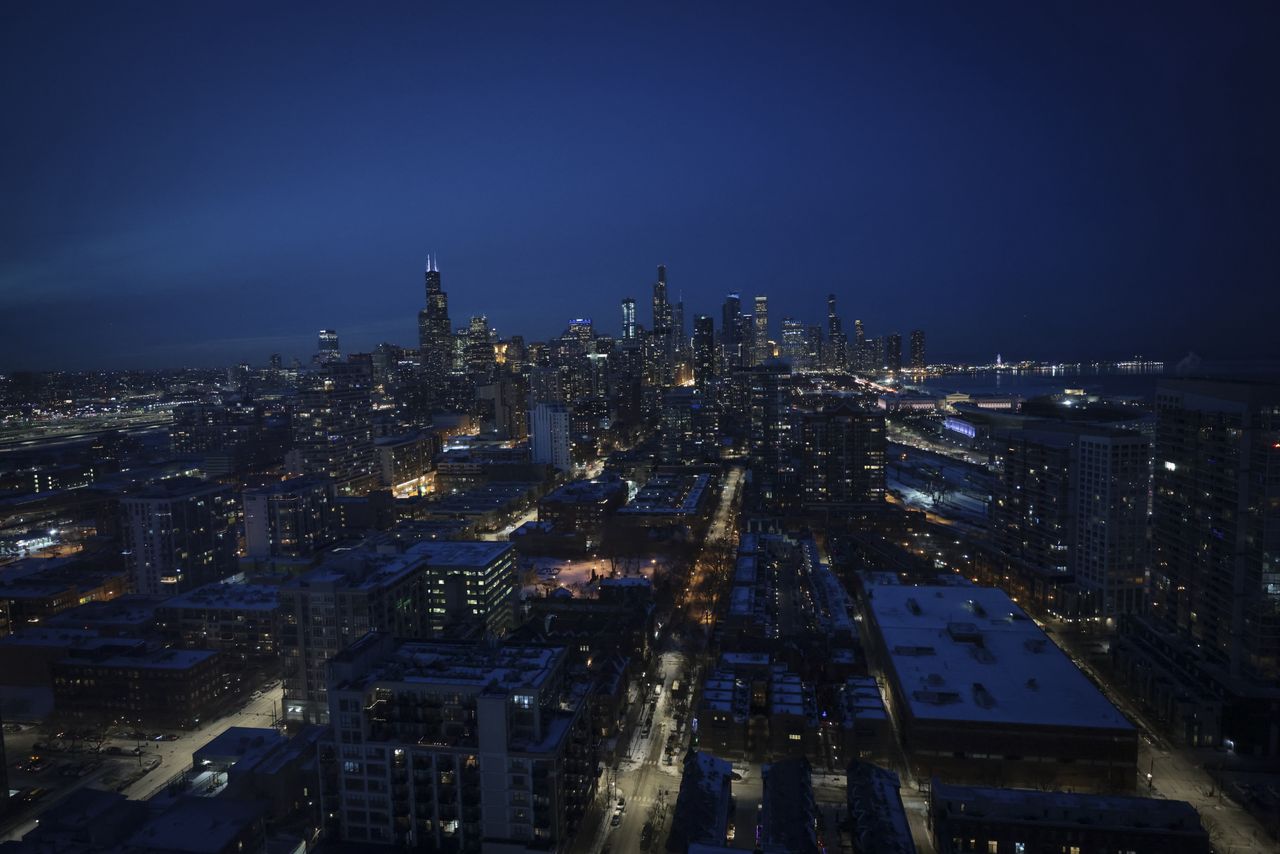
4 3 1279 369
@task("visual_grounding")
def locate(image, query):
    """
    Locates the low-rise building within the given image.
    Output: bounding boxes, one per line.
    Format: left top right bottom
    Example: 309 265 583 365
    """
928 780 1211 854
846 761 916 854
0 560 128 637
537 475 628 548
667 751 734 853
52 647 227 730
832 676 892 763
861 582 1137 791
759 757 819 854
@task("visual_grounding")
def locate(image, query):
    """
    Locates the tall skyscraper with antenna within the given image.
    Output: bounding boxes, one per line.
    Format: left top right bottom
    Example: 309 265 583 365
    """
417 255 452 396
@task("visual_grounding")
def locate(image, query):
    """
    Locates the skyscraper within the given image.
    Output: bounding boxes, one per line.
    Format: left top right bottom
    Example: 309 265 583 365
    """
316 329 340 364
692 314 715 400
747 359 794 501
651 265 675 383
910 329 926 370
661 387 718 464
417 255 453 393
243 475 336 560
885 333 902 373
281 545 439 724
1113 378 1280 756
121 477 239 595
799 401 886 507
825 294 848 370
991 424 1150 616
752 295 769 366
652 265 672 342
721 293 743 367
531 402 572 472
466 315 495 379
621 297 637 340
781 318 806 368
288 362 376 487
1150 379 1280 678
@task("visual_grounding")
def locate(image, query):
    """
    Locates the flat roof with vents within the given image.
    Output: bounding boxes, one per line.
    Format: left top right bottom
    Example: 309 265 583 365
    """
865 583 1132 731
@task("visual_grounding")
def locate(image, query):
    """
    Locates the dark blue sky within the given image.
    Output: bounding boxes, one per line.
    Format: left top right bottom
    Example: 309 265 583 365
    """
2 2 1277 369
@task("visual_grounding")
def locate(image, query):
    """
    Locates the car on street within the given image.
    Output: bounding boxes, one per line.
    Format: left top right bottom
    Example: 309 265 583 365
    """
610 813 622 827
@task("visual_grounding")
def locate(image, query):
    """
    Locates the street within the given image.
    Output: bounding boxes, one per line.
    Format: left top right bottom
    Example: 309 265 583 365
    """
0 686 283 844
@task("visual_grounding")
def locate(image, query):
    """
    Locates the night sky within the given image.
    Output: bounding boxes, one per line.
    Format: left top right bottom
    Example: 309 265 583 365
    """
2 2 1277 370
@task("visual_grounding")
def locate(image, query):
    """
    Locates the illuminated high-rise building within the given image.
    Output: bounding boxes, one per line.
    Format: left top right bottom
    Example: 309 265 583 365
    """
417 255 453 394
673 297 685 345
747 359 794 501
992 423 1150 616
885 333 902 373
692 314 716 400
1151 380 1280 677
652 265 672 344
531 402 572 472
825 294 848 369
1113 378 1280 756
122 477 239 595
781 318 806 368
243 475 336 560
805 325 824 370
288 362 376 487
800 401 886 507
910 329 926 370
317 329 341 364
661 387 718 464
466 315 495 379
621 297 637 340
721 293 744 367
752 295 769 366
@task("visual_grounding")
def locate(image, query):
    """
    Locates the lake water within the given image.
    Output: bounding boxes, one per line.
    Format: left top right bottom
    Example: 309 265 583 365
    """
909 360 1280 400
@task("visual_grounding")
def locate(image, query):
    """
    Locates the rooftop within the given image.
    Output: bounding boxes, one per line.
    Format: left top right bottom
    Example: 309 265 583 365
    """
242 474 332 495
618 472 711 515
847 761 916 854
931 780 1209 835
335 637 563 693
160 581 279 612
78 647 218 671
410 538 512 567
540 475 627 504
123 475 230 501
866 583 1132 731
126 796 265 853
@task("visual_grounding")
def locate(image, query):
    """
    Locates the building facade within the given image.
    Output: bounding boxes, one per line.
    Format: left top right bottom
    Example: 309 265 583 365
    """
121 477 238 596
325 634 596 851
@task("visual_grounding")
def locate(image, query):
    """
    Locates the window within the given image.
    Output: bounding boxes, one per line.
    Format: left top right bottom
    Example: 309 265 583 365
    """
988 843 998 854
